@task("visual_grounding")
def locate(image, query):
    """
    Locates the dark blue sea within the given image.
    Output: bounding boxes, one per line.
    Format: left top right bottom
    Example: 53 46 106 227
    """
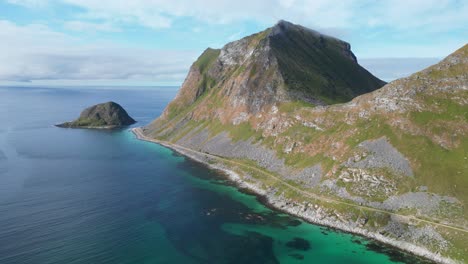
0 86 432 264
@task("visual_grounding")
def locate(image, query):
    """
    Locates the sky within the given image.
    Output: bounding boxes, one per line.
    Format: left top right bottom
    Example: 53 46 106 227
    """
0 0 466 86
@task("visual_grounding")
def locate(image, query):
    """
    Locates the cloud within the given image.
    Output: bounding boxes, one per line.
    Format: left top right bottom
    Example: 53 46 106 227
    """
6 52 192 81
9 0 467 33
0 18 456 84
2 1 466 84
0 20 197 83
359 57 441 82
362 0 468 32
6 0 47 8
63 21 120 32
64 0 174 29
8 0 357 29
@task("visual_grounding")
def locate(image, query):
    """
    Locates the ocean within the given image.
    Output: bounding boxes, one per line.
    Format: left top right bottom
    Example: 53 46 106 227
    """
0 86 432 264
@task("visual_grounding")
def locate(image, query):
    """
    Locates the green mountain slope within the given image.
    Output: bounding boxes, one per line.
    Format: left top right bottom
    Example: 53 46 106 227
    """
269 20 385 104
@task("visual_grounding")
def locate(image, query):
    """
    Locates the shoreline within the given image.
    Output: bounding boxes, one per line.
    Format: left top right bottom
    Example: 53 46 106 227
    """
131 127 455 264
55 123 130 130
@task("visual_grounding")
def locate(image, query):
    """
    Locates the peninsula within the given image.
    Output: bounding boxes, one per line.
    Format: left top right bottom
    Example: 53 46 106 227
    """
136 20 467 263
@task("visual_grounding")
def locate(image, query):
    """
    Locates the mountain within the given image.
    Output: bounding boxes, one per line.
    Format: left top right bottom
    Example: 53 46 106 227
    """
146 20 385 135
57 101 136 128
141 20 467 263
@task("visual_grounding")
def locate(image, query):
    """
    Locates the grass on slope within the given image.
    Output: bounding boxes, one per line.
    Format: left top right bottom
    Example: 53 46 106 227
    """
278 101 315 112
193 48 220 74
346 118 468 210
72 118 107 127
162 48 221 121
411 94 468 125
269 26 385 104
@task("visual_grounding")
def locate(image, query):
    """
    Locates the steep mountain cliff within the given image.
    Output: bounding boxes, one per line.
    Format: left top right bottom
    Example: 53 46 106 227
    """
146 20 384 136
142 21 467 263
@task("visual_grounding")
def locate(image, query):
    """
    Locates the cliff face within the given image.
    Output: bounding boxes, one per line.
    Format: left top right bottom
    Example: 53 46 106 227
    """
144 20 467 263
57 101 136 128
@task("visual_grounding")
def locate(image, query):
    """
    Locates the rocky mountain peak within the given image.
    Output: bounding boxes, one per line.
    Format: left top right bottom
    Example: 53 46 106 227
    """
270 19 318 38
270 19 296 35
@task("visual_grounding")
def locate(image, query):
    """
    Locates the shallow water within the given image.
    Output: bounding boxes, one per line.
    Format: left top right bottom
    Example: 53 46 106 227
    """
0 86 433 263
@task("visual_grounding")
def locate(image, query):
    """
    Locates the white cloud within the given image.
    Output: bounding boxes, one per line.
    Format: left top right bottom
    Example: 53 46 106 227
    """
359 57 441 81
6 0 47 8
64 21 120 32
9 0 466 33
13 0 356 29
354 40 466 58
0 20 197 83
361 0 468 32
0 19 446 84
64 0 174 29
2 1 467 84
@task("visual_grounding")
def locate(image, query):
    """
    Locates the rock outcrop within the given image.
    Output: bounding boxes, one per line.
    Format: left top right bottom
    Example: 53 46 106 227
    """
57 101 136 129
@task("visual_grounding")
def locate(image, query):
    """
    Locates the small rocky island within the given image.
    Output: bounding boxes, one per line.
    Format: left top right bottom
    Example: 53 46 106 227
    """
56 101 136 129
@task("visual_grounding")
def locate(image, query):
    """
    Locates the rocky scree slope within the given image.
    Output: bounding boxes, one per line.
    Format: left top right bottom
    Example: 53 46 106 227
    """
144 19 468 263
57 101 136 128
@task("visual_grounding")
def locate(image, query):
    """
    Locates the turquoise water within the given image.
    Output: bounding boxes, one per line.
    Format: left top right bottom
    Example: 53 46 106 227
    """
0 86 433 263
